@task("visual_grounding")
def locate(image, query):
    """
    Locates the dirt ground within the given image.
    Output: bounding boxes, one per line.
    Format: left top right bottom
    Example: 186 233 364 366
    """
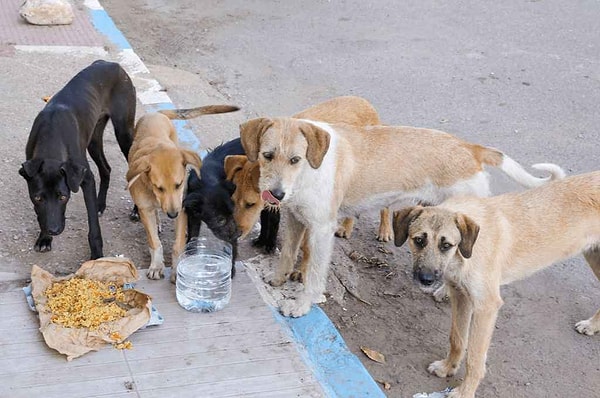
5 1 598 397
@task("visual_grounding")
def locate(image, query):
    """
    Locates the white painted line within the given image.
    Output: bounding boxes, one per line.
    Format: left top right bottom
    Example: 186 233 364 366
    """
118 48 150 75
82 0 103 10
14 45 108 56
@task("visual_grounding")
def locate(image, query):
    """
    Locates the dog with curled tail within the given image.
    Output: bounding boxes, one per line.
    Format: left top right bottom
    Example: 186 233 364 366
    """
240 115 565 317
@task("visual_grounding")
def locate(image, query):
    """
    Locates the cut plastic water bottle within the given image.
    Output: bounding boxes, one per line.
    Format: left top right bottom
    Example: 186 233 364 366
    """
176 228 232 312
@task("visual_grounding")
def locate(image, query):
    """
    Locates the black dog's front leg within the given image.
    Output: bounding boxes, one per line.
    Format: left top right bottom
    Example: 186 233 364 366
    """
186 214 202 243
34 231 52 252
253 208 280 254
81 171 103 259
230 239 238 278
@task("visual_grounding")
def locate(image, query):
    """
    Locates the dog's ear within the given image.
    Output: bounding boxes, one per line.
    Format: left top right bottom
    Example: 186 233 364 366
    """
60 161 87 193
392 206 423 247
181 149 202 174
224 155 248 181
222 180 237 195
126 156 151 189
239 118 274 162
455 213 480 259
299 123 330 169
249 161 261 191
19 159 44 180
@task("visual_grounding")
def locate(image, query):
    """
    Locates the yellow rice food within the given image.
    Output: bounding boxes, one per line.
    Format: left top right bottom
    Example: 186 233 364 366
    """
45 278 127 330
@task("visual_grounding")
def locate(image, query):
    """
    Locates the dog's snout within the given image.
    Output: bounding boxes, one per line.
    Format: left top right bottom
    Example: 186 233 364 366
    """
270 189 285 201
416 269 437 286
167 211 179 219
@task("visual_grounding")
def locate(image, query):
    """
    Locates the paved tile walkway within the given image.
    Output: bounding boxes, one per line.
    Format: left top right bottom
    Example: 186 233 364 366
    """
0 266 324 397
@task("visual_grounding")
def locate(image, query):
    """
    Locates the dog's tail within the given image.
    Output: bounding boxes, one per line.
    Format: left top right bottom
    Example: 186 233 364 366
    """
159 105 240 120
477 145 566 188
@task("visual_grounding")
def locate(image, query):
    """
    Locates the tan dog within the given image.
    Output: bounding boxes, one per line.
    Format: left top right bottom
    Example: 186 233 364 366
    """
226 95 393 241
127 105 238 281
392 171 600 398
239 118 565 317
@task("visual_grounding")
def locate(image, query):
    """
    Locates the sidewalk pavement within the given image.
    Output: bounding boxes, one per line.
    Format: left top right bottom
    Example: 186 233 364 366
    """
0 1 384 397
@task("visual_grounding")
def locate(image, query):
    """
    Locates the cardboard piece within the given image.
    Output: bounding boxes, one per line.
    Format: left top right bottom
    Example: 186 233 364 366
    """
30 257 152 361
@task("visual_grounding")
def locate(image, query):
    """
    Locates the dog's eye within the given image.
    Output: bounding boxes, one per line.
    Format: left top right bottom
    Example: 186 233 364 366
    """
245 202 255 209
34 195 42 203
413 236 426 248
290 156 301 165
440 242 453 252
216 216 227 227
58 195 67 201
262 152 274 161
157 186 165 193
175 183 182 190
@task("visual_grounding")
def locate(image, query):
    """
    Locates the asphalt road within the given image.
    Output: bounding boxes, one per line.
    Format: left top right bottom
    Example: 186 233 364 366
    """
101 1 600 397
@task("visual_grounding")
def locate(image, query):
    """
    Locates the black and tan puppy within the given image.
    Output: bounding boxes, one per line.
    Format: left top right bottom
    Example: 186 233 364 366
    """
183 137 267 278
19 60 135 259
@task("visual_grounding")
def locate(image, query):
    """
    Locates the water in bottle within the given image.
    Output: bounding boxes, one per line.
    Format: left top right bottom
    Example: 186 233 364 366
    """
176 230 232 312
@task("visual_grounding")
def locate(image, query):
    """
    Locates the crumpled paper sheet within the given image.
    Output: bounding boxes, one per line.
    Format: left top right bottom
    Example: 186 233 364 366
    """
30 257 153 361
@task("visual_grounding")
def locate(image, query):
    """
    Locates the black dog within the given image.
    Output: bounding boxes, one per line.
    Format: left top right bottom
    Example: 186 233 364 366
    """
183 138 282 277
19 60 136 259
183 139 242 277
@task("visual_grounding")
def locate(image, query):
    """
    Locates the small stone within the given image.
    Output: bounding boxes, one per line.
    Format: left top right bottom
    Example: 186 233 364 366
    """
20 0 74 26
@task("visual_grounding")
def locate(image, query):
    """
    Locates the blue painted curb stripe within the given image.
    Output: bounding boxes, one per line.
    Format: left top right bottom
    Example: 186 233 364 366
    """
273 306 386 398
89 9 132 50
88 5 383 397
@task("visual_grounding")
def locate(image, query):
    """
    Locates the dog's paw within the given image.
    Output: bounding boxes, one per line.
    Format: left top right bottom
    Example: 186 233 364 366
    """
446 389 468 398
432 283 449 302
376 228 394 242
147 265 164 280
334 226 350 239
575 318 600 336
169 268 177 284
279 298 312 318
129 207 140 222
428 359 458 378
289 271 304 283
263 243 277 254
34 235 52 252
265 272 288 287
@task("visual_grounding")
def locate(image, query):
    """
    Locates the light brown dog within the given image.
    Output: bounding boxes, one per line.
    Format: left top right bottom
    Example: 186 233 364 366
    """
392 171 600 398
127 105 238 281
239 118 565 317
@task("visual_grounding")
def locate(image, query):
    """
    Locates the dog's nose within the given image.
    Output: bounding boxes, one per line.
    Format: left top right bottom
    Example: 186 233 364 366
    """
167 211 179 219
270 189 285 201
417 270 436 286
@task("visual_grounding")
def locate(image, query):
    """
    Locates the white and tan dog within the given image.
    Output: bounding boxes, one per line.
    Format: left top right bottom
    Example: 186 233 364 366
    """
392 171 600 398
239 118 565 317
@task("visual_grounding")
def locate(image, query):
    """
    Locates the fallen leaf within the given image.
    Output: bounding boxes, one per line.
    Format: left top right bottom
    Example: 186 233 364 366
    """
375 379 392 390
360 346 385 363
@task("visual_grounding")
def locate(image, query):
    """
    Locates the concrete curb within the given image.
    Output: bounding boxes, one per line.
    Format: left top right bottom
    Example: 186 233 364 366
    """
86 2 384 396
